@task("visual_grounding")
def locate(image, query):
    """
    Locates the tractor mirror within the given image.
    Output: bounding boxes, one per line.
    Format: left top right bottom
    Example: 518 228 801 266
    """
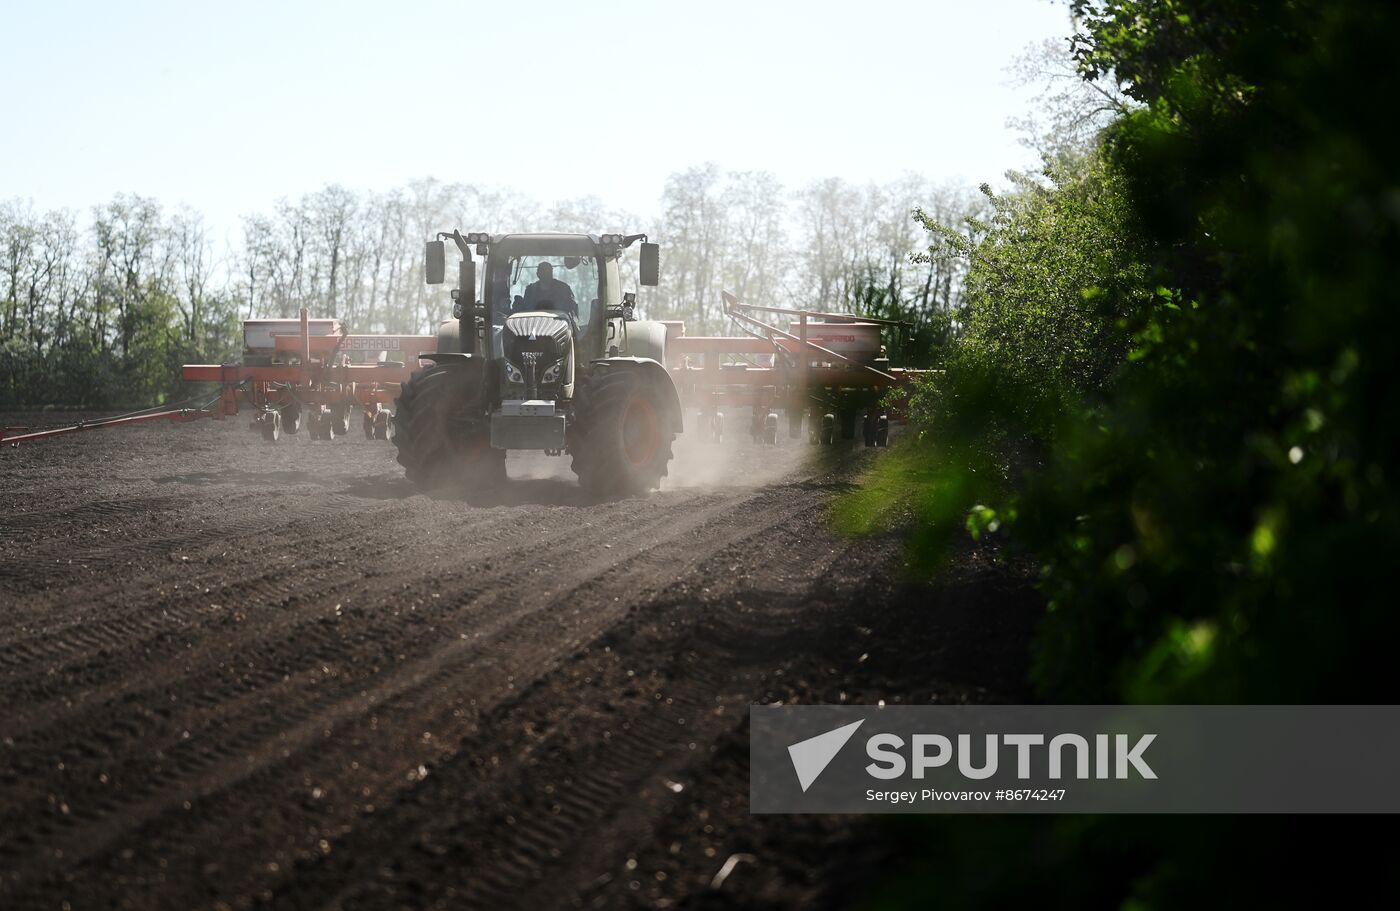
458 259 476 304
425 240 446 285
639 242 659 286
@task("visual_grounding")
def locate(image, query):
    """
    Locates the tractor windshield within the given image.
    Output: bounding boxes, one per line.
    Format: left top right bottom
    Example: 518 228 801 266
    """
492 254 600 328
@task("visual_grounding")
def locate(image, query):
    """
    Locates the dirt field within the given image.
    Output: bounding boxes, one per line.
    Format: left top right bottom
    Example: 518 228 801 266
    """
0 414 1038 910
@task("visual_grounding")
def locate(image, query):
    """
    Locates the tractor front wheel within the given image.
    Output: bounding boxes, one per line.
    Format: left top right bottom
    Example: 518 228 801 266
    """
570 368 675 498
392 362 504 492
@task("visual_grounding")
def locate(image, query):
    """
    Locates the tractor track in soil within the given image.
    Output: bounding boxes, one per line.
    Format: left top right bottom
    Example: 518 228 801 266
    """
0 415 1039 910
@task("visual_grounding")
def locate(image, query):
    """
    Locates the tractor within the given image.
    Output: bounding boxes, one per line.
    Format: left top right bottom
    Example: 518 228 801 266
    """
393 231 683 496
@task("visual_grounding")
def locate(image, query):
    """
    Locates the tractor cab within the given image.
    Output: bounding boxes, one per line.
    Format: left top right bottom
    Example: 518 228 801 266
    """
484 237 606 372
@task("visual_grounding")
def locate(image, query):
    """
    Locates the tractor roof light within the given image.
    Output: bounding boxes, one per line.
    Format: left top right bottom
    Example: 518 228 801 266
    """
465 232 491 245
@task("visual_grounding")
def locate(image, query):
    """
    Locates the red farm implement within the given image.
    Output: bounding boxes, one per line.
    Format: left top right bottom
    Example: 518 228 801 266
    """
1 309 435 446
181 310 434 442
664 291 927 445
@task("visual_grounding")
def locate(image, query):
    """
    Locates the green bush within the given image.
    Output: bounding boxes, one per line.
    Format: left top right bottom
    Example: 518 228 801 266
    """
851 0 1400 705
853 2 1400 903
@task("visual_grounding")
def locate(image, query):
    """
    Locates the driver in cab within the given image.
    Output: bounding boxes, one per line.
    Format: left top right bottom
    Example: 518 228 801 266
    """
520 262 577 316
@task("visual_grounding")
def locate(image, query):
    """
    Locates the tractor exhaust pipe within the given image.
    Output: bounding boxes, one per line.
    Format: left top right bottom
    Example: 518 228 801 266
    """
458 259 477 356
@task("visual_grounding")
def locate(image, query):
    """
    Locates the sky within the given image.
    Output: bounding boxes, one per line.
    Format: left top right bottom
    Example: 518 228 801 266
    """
1 0 1071 243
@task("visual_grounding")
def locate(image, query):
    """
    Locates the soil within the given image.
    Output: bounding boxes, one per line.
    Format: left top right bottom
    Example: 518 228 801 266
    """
0 413 1041 910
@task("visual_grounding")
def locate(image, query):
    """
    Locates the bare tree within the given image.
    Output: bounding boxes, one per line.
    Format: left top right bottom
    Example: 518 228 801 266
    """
171 207 212 342
1007 37 1132 164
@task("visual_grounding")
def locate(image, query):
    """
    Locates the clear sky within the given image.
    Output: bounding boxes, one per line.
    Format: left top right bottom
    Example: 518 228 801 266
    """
1 0 1071 240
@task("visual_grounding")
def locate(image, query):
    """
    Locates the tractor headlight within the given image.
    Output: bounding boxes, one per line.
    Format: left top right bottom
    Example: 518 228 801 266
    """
504 360 523 384
541 360 561 385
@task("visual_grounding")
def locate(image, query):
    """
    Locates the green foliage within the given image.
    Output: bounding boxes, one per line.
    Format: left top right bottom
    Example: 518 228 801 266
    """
1025 0 1400 703
854 0 1400 704
926 152 1151 442
0 278 240 409
854 0 1400 905
2 198 249 409
845 143 1152 584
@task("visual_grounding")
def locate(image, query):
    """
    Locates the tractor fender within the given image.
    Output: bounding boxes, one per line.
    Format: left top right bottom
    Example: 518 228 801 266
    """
434 318 460 355
590 356 684 434
622 320 668 364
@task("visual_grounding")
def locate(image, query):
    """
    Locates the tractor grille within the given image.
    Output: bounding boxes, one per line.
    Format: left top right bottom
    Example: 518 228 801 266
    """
503 313 572 398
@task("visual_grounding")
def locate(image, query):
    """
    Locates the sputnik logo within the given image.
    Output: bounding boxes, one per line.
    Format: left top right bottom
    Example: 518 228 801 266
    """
787 719 865 792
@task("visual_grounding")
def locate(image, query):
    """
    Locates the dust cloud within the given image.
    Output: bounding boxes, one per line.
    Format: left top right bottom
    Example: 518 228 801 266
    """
505 408 813 490
664 412 812 488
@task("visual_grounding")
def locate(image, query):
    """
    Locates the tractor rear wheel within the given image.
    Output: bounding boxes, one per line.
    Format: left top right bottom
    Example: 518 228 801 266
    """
570 368 675 497
393 362 504 492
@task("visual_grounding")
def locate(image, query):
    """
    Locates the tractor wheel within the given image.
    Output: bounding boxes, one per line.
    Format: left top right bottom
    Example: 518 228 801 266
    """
362 410 375 440
282 401 302 434
875 416 889 447
570 368 675 497
820 413 836 445
306 410 327 440
330 403 352 437
373 409 391 441
393 362 503 492
261 411 282 442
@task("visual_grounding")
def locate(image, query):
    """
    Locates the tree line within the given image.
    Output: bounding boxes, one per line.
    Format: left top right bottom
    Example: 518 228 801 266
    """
1 171 982 408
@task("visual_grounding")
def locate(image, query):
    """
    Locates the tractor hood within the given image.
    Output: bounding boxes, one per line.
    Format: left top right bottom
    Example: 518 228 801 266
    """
504 312 572 347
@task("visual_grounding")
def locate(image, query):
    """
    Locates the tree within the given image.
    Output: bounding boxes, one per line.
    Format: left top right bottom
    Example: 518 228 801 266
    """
1006 37 1132 165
